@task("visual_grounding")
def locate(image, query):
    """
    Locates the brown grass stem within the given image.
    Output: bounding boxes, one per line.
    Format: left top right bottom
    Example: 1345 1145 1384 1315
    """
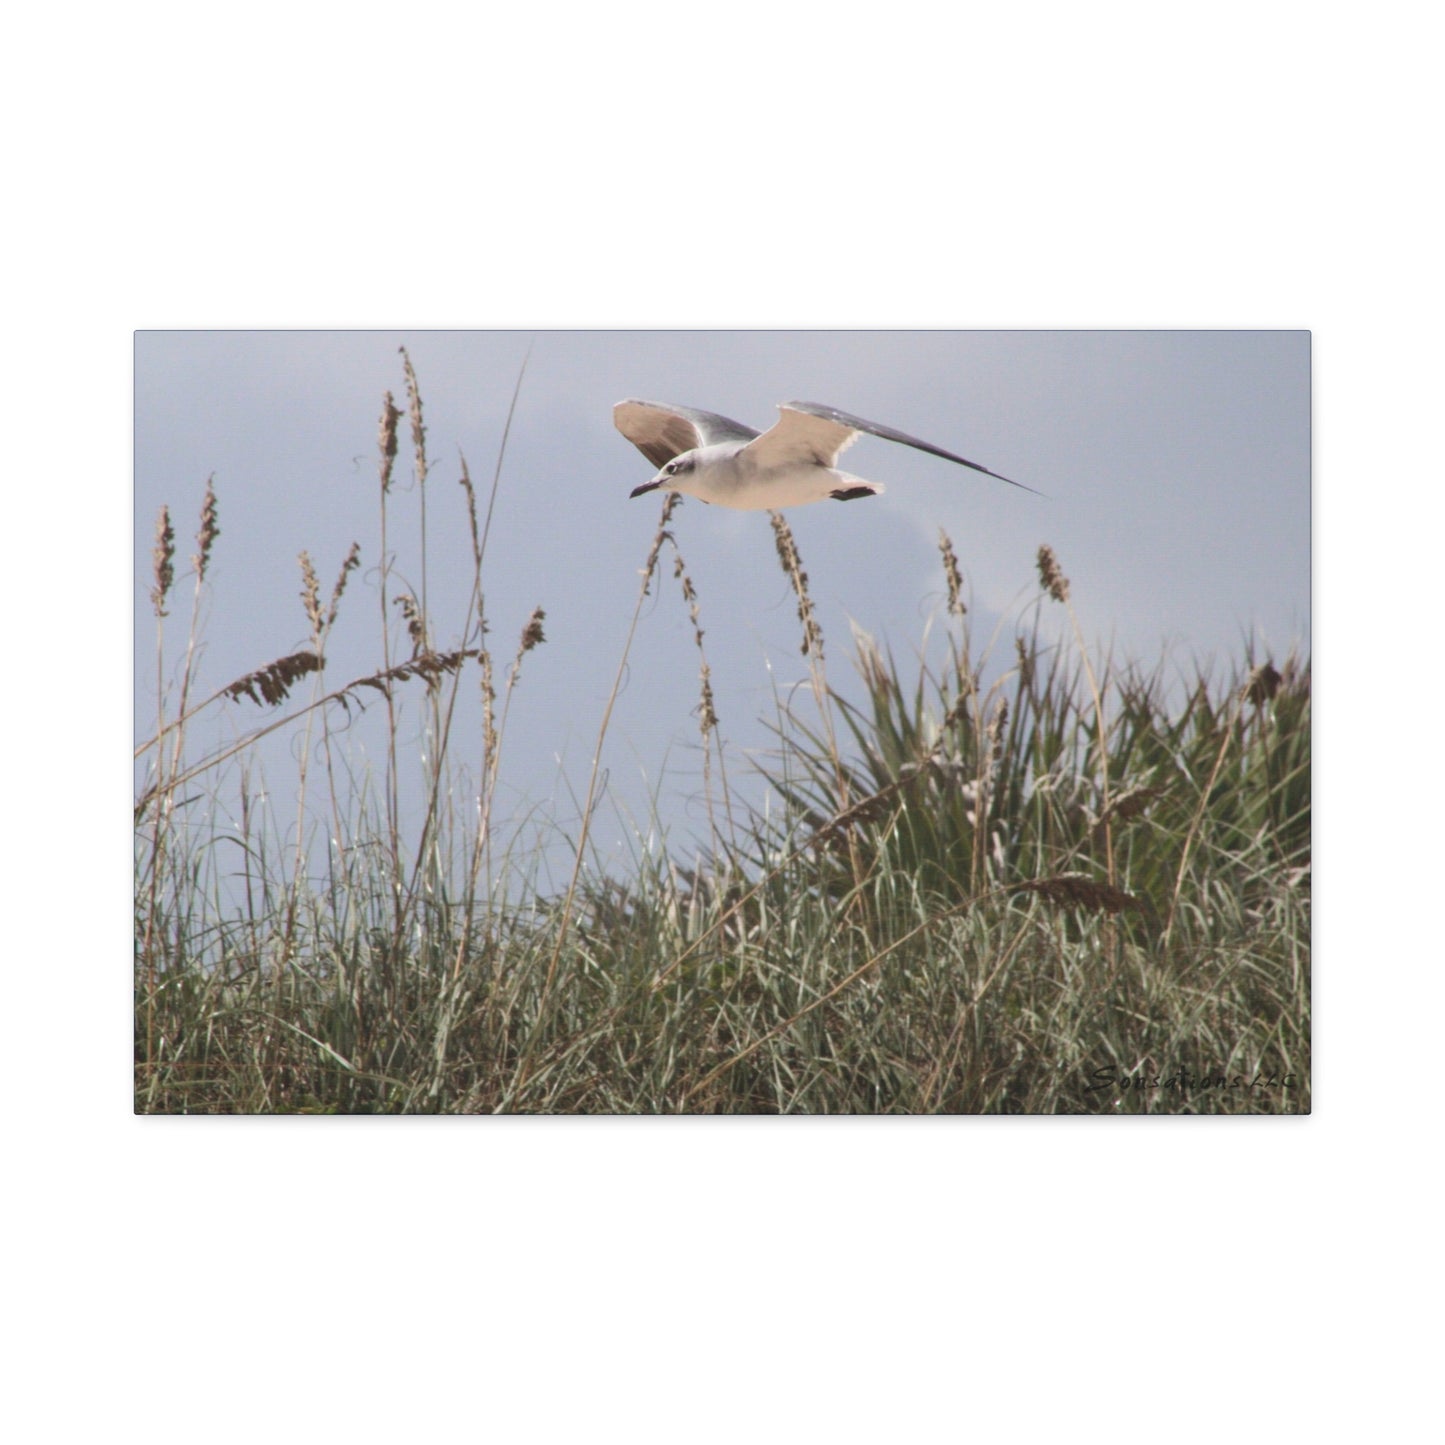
504 495 680 1103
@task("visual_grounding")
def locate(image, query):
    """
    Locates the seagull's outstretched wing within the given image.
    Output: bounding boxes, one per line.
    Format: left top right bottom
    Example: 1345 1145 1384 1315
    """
741 406 864 470
775 401 1043 495
614 400 759 470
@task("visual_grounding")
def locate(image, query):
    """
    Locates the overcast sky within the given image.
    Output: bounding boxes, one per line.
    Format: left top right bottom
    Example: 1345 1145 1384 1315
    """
134 329 1308 875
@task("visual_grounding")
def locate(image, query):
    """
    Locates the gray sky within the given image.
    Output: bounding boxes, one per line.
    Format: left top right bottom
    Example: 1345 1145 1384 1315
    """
135 330 1308 873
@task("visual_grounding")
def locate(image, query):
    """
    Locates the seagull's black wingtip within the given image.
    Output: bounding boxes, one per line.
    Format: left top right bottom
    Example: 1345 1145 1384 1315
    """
992 470 1048 499
960 457 1047 497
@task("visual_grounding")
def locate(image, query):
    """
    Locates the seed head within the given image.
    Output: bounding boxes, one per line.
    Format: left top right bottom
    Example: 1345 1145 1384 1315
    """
400 347 427 487
520 607 546 652
150 506 175 617
193 478 220 582
299 551 322 637
378 391 401 494
1244 662 1282 707
1036 544 1070 604
938 529 966 616
769 511 823 658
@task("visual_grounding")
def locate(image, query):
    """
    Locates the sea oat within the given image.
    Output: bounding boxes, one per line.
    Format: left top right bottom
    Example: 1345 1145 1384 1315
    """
480 649 497 766
1092 783 1164 838
520 607 546 653
348 647 479 700
400 347 428 488
1011 873 1143 915
407 648 473 690
150 507 175 617
193 479 220 582
697 664 718 738
769 511 823 659
378 392 401 494
223 650 323 708
1244 662 1282 706
458 455 482 568
1036 544 1070 604
394 593 426 655
672 542 718 737
939 529 966 616
807 777 907 854
641 493 680 595
326 543 361 630
299 551 322 638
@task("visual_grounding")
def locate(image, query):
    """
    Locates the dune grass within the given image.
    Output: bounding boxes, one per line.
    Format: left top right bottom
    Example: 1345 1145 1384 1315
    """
134 361 1310 1114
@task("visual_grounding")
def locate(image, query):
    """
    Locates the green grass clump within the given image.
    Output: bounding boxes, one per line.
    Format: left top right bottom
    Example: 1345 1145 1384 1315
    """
135 362 1309 1114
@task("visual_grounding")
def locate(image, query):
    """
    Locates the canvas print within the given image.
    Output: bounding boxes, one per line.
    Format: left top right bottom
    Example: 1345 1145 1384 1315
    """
134 331 1310 1113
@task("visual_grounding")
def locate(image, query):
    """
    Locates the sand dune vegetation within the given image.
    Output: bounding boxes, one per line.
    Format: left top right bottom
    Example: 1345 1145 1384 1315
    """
136 360 1309 1114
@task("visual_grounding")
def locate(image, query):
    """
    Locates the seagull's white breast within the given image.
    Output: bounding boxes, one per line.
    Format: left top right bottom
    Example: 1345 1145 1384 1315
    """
683 446 859 510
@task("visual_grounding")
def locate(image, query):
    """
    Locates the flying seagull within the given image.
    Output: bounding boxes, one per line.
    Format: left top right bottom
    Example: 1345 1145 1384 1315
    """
615 398 1039 511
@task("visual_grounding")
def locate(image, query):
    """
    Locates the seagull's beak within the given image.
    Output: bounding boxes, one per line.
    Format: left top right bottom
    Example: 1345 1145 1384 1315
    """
629 478 663 499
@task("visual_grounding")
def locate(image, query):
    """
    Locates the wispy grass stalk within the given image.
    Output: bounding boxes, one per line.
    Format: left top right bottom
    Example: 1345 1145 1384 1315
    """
506 494 681 1103
666 530 734 856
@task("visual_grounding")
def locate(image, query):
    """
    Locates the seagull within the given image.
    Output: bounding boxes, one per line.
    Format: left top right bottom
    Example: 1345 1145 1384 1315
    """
615 398 1039 511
